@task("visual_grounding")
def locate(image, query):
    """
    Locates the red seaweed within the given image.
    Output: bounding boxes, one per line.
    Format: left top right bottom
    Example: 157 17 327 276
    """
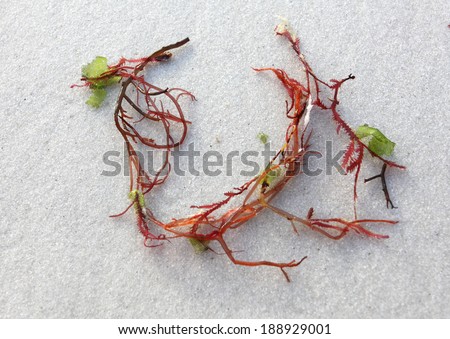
73 24 404 282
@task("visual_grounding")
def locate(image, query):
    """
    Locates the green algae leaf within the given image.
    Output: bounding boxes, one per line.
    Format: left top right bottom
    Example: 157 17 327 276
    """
82 56 121 108
97 75 121 87
266 167 282 186
261 162 283 188
86 88 107 108
129 189 146 208
188 238 210 253
355 124 396 156
82 56 109 79
257 132 269 144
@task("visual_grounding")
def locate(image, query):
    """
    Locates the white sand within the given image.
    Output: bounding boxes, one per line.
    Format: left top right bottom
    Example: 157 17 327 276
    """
0 0 449 318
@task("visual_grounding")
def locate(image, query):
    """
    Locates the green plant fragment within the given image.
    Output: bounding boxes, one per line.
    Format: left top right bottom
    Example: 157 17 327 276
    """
355 124 396 156
82 56 121 108
261 162 282 188
257 132 269 144
97 75 121 87
82 56 109 79
129 189 146 208
188 238 210 253
86 88 107 108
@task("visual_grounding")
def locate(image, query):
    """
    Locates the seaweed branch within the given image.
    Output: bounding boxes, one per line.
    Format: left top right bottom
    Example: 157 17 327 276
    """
73 24 405 282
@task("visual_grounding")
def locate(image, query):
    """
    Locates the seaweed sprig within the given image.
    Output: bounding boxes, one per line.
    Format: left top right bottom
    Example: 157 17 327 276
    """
73 24 404 282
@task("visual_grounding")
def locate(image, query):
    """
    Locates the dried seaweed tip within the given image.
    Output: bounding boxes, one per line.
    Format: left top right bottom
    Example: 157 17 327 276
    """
275 16 297 41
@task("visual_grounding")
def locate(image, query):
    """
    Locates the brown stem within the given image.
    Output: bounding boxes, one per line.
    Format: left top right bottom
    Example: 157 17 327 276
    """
364 163 397 209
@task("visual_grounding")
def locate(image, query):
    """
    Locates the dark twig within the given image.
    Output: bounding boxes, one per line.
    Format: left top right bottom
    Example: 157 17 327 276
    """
364 163 397 209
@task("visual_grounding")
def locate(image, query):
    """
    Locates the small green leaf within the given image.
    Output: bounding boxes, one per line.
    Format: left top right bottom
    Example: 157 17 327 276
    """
128 189 146 208
82 56 121 108
86 88 107 108
355 124 396 156
257 132 269 144
82 56 109 79
98 75 121 87
261 163 282 188
188 238 209 253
